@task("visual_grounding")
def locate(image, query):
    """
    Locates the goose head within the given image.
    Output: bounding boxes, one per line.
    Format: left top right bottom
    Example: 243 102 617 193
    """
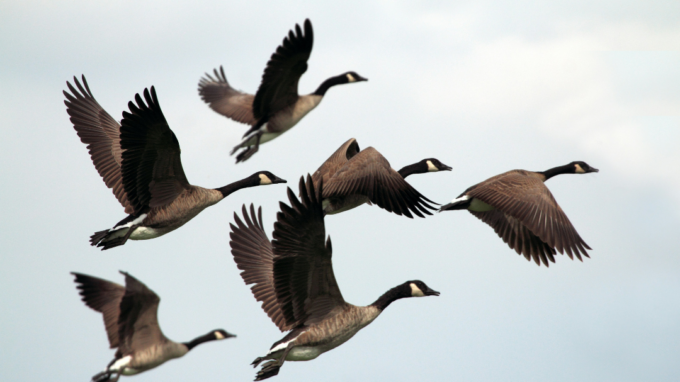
571 161 599 174
404 280 440 297
212 329 237 340
342 71 368 83
253 171 287 186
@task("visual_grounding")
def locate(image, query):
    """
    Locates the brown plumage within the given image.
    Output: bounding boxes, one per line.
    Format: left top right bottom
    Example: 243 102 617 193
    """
198 19 367 163
64 76 286 250
229 176 439 380
72 272 235 382
312 138 443 218
440 161 599 266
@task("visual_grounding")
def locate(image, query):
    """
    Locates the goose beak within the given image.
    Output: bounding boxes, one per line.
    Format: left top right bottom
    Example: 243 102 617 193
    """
588 167 599 173
356 75 368 82
272 176 287 184
425 287 440 296
440 164 452 171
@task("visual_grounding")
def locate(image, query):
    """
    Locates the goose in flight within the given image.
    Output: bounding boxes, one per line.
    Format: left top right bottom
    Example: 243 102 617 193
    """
64 76 286 250
72 271 235 381
440 161 598 266
198 19 367 163
229 176 440 380
312 138 449 217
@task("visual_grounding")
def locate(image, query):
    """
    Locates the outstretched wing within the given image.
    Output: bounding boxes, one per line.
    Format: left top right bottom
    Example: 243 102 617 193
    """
252 19 313 119
230 204 287 331
198 66 257 125
468 171 591 262
469 210 558 266
120 87 191 213
273 176 346 330
117 271 167 354
64 76 133 214
311 138 361 186
322 147 437 218
72 272 126 348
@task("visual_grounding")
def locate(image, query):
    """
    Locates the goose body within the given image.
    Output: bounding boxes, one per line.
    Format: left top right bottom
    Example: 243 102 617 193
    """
198 19 367 163
64 76 286 250
71 272 235 382
229 176 439 380
440 161 599 266
312 138 451 217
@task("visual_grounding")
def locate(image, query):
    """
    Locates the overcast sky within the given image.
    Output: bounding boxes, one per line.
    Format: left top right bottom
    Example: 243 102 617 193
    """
1 1 679 381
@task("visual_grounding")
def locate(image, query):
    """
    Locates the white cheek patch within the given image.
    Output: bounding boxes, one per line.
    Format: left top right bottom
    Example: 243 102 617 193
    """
410 283 425 297
259 174 272 185
574 164 585 173
346 73 356 83
426 160 438 172
215 331 225 340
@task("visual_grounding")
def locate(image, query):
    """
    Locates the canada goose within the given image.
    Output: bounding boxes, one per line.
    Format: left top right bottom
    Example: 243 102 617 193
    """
312 138 449 217
439 161 599 266
72 271 235 382
64 76 286 250
229 176 440 380
198 19 367 163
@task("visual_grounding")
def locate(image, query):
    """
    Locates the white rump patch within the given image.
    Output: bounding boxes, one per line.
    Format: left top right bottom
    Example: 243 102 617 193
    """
259 174 272 185
108 355 132 372
346 73 356 83
113 214 148 230
574 163 585 173
410 283 425 297
426 160 438 172
449 195 469 204
268 334 302 355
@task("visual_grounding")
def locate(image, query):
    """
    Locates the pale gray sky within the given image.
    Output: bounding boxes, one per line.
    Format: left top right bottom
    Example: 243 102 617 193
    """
1 1 679 381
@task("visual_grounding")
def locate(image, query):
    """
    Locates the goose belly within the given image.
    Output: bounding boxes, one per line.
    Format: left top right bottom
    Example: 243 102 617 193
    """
323 195 370 215
469 198 495 212
129 226 170 241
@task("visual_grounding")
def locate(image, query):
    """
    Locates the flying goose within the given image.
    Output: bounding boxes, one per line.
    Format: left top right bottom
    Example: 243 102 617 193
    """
198 19 367 163
439 161 599 266
229 176 440 380
312 138 449 217
64 76 286 250
72 271 235 382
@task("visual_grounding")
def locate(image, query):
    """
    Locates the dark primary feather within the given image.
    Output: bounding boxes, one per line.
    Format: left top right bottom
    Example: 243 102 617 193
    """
271 176 345 328
252 19 314 119
120 87 190 213
322 147 437 218
116 271 166 354
229 176 346 332
198 66 257 125
230 205 288 331
467 170 591 264
72 272 126 348
64 76 133 214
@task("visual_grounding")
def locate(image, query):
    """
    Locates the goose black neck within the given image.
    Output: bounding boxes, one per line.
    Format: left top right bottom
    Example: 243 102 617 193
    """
313 75 346 96
398 162 425 179
371 284 409 311
539 164 574 181
215 177 257 198
183 333 217 351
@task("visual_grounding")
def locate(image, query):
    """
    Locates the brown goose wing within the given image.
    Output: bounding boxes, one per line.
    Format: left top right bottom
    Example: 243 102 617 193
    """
468 171 591 262
120 87 190 213
117 272 166 354
252 19 313 120
72 272 126 349
311 138 361 186
198 66 257 125
229 204 288 331
272 176 346 330
64 76 133 214
469 210 558 266
322 147 438 218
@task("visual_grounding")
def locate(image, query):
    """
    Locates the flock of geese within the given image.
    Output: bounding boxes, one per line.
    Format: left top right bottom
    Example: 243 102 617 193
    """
64 19 598 381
